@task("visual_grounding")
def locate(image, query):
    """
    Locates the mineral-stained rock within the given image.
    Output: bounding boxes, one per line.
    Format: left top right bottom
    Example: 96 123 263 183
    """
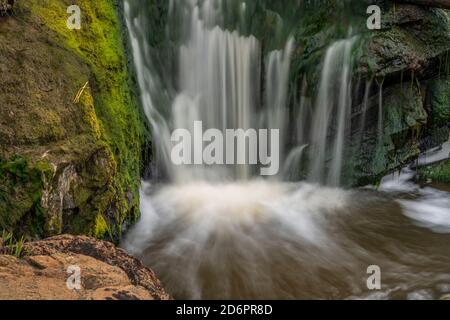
0 235 171 300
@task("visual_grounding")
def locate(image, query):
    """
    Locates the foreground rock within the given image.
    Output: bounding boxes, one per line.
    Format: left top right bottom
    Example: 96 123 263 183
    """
0 235 170 300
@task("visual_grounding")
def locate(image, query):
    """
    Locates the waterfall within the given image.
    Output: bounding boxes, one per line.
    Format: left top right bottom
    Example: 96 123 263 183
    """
358 79 372 147
121 0 450 301
125 0 357 186
174 5 261 181
265 39 295 170
125 0 294 182
376 79 384 150
308 38 356 186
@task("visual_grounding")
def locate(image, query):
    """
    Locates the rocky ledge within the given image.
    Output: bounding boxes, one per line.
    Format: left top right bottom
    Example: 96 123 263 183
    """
0 235 170 300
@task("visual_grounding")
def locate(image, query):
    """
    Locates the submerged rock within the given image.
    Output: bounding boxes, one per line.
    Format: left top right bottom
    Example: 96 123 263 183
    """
0 235 170 300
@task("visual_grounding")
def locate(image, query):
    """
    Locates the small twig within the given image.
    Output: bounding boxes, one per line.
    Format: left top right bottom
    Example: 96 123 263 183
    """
73 81 89 104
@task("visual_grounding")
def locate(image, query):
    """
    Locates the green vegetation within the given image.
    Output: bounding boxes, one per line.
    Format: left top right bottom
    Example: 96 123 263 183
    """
0 157 54 238
419 158 450 184
28 0 147 228
0 0 148 242
0 230 26 258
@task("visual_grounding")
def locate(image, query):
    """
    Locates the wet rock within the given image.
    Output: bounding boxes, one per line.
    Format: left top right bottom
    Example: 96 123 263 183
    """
418 76 450 150
350 3 450 184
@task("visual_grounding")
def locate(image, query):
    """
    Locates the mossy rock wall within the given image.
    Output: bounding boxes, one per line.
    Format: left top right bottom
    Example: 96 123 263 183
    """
0 0 148 241
349 3 450 185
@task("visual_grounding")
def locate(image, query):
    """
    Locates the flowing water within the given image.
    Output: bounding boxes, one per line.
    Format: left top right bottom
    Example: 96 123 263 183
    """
122 0 450 299
308 37 355 186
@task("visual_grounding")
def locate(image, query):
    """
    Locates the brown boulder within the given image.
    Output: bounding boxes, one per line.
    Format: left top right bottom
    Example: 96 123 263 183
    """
0 235 171 300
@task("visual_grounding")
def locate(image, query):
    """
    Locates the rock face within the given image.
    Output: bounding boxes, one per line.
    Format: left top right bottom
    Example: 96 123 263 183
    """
0 0 15 15
0 0 148 240
364 4 450 79
0 235 170 300
351 3 450 184
255 1 450 185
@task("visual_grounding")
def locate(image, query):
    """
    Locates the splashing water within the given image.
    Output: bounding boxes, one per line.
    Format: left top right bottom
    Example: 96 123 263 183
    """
122 179 450 299
123 0 450 299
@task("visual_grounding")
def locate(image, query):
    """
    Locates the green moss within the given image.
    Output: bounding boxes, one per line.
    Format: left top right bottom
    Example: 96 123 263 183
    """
93 214 112 239
363 4 450 79
29 1 143 192
0 156 54 239
7 0 150 241
419 159 450 184
423 77 450 148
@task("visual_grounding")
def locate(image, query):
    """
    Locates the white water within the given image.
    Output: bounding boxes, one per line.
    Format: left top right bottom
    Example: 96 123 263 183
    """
417 138 450 167
123 0 450 300
126 0 295 182
123 176 450 299
125 0 357 184
380 168 450 234
308 38 356 186
123 182 352 299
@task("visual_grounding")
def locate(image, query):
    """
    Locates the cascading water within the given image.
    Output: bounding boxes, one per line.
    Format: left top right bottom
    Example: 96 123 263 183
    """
122 0 450 299
126 0 294 182
308 38 356 186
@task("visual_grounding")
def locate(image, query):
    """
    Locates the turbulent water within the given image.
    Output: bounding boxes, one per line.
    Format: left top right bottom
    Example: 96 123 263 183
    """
122 0 450 300
122 175 450 300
